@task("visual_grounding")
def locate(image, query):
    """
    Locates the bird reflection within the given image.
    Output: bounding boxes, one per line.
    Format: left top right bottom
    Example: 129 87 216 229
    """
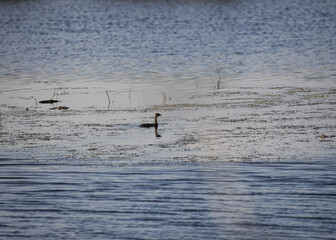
155 126 161 138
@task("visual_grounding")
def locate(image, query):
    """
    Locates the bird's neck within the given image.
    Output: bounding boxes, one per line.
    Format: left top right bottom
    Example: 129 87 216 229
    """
154 116 158 125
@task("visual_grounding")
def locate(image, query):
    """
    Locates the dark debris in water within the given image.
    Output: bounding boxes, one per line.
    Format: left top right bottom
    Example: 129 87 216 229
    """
50 106 69 110
39 99 60 104
318 134 336 139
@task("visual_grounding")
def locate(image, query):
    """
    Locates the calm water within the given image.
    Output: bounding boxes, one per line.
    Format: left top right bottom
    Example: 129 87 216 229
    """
1 0 336 239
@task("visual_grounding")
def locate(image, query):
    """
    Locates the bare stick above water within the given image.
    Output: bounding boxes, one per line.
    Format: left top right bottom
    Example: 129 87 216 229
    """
162 90 167 105
128 88 132 107
52 88 56 100
112 92 117 108
213 73 222 90
31 96 38 108
106 91 111 110
217 73 221 90
193 80 198 90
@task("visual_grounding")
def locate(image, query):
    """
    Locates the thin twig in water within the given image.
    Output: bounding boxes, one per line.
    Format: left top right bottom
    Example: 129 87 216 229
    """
162 90 167 105
193 80 198 90
106 91 111 110
217 73 221 90
52 88 56 100
128 88 132 107
212 79 216 90
113 93 117 108
212 73 221 90
31 96 38 108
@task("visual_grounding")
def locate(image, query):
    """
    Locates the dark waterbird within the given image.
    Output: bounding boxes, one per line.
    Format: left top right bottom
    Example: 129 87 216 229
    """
139 113 161 128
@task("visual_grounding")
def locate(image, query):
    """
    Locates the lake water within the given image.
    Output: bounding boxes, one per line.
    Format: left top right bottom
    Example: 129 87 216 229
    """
0 0 336 239
1 160 336 239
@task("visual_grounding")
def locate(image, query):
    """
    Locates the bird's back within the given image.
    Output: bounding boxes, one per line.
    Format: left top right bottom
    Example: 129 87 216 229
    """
139 123 156 128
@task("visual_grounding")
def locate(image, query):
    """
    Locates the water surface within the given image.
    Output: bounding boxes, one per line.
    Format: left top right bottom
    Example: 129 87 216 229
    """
0 0 336 239
1 159 336 239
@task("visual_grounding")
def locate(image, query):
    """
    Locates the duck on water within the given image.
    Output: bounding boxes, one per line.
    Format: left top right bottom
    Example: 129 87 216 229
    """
139 113 161 128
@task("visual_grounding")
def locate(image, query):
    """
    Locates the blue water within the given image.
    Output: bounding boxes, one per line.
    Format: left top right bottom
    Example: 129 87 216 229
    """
1 0 336 239
1 159 336 239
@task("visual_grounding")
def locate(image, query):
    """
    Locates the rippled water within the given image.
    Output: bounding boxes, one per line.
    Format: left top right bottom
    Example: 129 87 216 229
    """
1 0 336 239
1 159 336 239
1 0 335 85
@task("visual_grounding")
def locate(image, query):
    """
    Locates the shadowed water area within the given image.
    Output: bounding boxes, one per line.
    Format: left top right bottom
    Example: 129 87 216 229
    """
0 0 336 239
